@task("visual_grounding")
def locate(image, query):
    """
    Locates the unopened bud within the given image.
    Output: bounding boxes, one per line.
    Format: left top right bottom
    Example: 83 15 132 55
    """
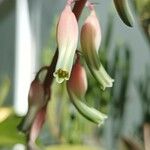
81 5 114 90
18 79 46 133
67 57 107 126
54 3 78 83
80 9 101 70
67 57 87 98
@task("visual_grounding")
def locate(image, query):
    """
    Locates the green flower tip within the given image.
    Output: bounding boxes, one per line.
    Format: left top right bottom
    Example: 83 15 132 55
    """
89 64 114 91
68 90 108 126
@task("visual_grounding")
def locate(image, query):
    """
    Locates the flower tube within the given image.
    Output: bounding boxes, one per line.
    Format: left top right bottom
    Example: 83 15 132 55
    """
53 3 78 83
18 78 46 133
67 57 107 126
80 4 114 90
80 8 101 70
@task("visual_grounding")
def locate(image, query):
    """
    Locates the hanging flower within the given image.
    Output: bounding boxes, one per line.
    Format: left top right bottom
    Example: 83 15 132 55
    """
67 56 107 126
80 3 114 90
18 76 46 133
80 7 101 70
53 3 78 83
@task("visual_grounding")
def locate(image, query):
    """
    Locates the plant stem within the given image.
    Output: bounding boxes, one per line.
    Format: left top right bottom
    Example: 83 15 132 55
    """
72 0 87 20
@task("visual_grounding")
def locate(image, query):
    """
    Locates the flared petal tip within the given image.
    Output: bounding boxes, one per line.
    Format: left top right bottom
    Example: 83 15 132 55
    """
53 69 69 83
97 113 108 127
101 78 114 90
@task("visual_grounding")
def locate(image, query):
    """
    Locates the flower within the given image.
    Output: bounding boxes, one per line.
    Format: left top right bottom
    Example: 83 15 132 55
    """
67 56 107 126
53 3 78 83
80 9 101 70
80 4 114 90
18 78 46 133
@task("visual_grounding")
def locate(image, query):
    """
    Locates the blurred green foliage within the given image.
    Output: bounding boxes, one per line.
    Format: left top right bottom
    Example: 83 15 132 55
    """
137 65 150 123
0 113 25 146
0 77 25 148
45 145 99 150
0 76 10 106
133 0 150 43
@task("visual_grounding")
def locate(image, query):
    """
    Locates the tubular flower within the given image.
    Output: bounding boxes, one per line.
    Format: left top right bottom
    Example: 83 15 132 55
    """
53 3 78 83
18 78 46 133
80 5 114 90
80 9 101 70
67 57 107 126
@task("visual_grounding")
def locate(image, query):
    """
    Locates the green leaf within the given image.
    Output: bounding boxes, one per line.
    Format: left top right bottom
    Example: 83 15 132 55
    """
0 113 25 146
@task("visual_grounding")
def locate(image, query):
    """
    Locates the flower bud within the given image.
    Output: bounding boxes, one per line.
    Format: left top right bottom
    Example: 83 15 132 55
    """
80 9 101 70
67 57 107 126
67 57 87 98
81 5 114 90
53 4 78 83
18 79 46 133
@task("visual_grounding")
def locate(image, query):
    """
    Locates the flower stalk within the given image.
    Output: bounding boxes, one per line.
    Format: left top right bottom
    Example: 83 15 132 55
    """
80 5 101 70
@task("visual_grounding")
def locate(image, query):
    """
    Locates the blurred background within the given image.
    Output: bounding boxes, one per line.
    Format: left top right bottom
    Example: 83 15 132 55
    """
0 0 149 150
